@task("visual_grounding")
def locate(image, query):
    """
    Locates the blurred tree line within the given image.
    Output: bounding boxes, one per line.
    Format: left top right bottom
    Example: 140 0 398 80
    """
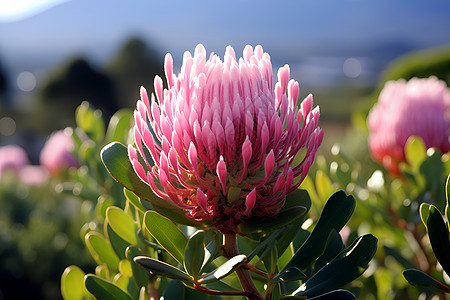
0 37 164 140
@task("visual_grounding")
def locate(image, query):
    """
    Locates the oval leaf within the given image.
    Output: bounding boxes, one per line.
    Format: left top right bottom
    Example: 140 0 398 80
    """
293 234 377 298
144 210 188 265
61 266 92 300
426 205 450 276
85 231 120 270
134 256 192 282
419 203 431 230
272 267 306 283
199 254 248 284
404 269 450 293
308 289 356 300
126 246 151 288
124 188 146 213
405 136 427 171
84 274 133 300
184 230 206 278
106 206 138 245
281 190 355 273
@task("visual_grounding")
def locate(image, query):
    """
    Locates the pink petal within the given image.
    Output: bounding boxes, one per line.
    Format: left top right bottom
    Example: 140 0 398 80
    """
164 53 174 88
140 86 150 112
239 136 252 182
197 188 209 213
154 75 163 103
264 150 275 183
277 64 290 93
216 156 227 194
244 188 257 215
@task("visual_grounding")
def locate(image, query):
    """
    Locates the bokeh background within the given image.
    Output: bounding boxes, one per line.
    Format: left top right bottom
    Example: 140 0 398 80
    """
2 0 450 157
1 0 450 299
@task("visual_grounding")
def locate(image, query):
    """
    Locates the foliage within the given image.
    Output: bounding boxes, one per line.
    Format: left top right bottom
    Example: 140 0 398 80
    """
0 171 93 299
61 102 378 299
403 175 450 294
302 136 450 299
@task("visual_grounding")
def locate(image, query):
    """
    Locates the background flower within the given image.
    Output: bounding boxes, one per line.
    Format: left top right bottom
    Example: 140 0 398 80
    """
40 129 79 174
0 144 29 181
129 44 323 232
367 76 450 174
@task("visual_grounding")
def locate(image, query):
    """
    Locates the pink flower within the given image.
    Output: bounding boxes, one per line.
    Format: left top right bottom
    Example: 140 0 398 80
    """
40 130 79 174
0 145 29 181
19 165 49 186
129 44 323 232
368 77 450 174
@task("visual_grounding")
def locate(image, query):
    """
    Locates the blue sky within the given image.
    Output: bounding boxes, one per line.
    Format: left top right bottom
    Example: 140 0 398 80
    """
1 0 450 85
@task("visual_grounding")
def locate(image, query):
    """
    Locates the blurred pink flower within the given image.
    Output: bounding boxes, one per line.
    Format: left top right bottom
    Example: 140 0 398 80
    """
368 77 450 174
19 165 49 186
40 130 79 174
129 44 323 232
0 145 29 181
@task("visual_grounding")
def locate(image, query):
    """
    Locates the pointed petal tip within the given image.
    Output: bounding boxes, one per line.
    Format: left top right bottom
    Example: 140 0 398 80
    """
244 188 257 215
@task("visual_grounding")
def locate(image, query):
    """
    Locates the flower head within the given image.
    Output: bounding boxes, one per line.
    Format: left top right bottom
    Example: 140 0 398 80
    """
368 77 450 174
0 145 29 181
129 44 323 232
40 129 79 174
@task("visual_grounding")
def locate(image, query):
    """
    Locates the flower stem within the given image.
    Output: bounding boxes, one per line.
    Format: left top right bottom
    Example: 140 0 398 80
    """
223 232 263 300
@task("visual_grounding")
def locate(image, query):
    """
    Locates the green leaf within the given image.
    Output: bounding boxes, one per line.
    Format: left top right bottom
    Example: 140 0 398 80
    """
247 227 289 262
203 280 241 293
293 234 377 298
124 188 146 213
282 189 312 213
106 206 138 245
105 109 132 143
105 221 129 260
61 266 92 300
426 205 450 276
238 206 306 234
308 289 355 300
404 136 427 171
101 142 199 227
184 230 206 278
126 246 151 288
198 254 248 284
76 102 105 143
119 260 133 278
84 274 133 300
315 170 335 201
404 269 450 293
314 231 345 271
162 280 186 299
134 256 193 282
143 210 188 265
95 265 109 280
383 245 417 270
419 203 431 230
272 267 306 283
263 244 278 275
281 190 355 273
85 231 120 270
113 274 137 299
284 189 311 227
202 231 221 272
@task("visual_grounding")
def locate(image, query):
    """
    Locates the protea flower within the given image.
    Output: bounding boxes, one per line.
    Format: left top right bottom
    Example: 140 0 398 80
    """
128 44 323 233
0 145 29 181
368 77 450 174
40 129 79 174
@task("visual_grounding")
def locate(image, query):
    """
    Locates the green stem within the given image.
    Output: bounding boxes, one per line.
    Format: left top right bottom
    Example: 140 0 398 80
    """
223 232 263 300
